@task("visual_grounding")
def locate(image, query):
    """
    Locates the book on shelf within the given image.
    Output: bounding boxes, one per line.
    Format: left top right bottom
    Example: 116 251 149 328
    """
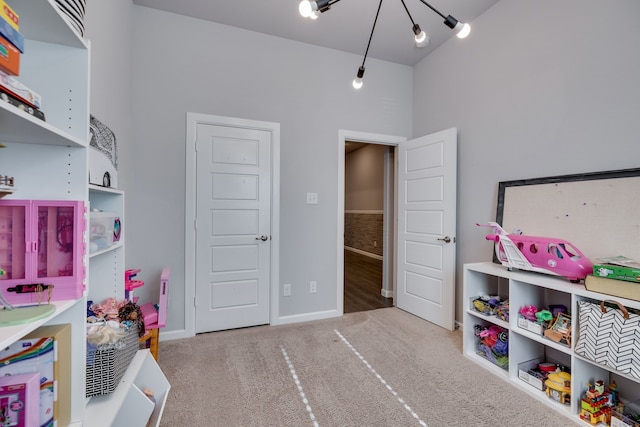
585 274 640 302
0 89 45 121
593 255 640 283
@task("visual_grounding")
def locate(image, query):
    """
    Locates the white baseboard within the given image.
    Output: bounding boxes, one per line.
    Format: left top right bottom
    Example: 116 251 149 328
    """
273 309 341 326
381 289 393 298
159 328 192 342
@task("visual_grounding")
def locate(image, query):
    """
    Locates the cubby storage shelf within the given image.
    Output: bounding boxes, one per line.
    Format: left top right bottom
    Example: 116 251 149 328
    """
85 349 170 427
463 261 640 425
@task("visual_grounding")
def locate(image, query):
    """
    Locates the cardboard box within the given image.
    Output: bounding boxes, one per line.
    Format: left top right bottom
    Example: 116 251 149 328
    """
0 0 19 31
0 324 72 427
585 274 640 301
24 324 72 427
517 315 544 335
0 34 19 75
0 90 46 121
0 13 23 52
594 263 640 283
0 69 42 108
0 372 39 427
517 358 545 391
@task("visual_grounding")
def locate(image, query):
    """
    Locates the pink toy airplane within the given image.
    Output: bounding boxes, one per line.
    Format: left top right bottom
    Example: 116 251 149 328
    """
477 222 593 282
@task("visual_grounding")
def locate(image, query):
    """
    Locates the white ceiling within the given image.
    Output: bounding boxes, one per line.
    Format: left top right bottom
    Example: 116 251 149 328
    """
131 0 498 66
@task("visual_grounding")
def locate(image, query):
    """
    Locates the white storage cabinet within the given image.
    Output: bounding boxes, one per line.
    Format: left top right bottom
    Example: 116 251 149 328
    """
463 261 640 425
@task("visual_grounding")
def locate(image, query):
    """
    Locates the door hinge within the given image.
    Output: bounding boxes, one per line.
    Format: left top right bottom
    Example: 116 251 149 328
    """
194 296 198 308
194 218 198 230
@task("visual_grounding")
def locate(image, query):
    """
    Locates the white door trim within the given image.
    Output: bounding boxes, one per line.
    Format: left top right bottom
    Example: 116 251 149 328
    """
338 130 407 314
185 113 280 337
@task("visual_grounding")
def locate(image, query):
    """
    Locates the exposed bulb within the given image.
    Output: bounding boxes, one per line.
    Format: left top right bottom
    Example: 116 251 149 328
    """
455 22 471 39
310 10 320 19
299 0 312 18
352 77 363 89
415 31 429 48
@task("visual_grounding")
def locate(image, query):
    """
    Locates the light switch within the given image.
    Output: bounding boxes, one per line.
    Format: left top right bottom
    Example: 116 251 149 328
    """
306 192 318 204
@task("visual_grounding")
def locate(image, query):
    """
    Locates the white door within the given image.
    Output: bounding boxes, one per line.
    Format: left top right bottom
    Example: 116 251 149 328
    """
194 123 271 333
396 128 457 331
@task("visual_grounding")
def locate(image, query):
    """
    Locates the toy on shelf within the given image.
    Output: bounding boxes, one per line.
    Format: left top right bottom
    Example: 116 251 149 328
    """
474 324 509 369
138 268 170 360
472 294 506 316
477 222 593 282
545 371 571 405
544 312 572 346
125 268 144 302
579 380 617 425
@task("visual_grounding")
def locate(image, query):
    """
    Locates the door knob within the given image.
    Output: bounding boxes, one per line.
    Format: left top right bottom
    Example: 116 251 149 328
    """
438 236 452 243
256 235 268 241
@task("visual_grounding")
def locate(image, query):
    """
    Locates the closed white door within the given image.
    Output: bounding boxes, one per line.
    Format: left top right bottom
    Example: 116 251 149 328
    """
396 128 457 331
194 123 271 333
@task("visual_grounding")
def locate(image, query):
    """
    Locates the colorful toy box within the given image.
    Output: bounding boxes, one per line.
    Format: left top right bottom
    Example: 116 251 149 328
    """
0 11 23 53
0 69 42 108
0 336 57 427
0 34 19 75
0 372 39 427
0 0 19 31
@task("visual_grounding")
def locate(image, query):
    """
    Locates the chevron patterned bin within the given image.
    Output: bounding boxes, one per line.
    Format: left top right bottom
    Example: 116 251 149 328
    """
575 300 640 379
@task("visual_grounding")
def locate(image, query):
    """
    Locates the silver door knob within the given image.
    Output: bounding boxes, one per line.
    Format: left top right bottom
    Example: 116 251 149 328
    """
256 235 268 241
438 236 451 243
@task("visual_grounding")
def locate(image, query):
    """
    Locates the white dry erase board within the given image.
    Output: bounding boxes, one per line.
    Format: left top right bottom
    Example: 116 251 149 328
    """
495 168 640 262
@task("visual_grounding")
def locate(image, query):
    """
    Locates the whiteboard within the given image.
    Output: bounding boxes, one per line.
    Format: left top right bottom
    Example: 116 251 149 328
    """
496 169 640 262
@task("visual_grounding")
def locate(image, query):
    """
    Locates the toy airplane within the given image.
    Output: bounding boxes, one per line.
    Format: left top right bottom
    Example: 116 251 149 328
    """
477 222 593 282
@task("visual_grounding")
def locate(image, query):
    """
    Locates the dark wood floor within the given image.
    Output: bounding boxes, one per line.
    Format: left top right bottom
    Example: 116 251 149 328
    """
344 250 394 313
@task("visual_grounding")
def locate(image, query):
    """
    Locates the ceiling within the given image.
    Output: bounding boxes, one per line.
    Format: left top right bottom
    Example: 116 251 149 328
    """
131 0 498 66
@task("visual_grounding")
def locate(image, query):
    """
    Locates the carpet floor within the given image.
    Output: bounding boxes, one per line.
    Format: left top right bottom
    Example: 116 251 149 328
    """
157 308 574 426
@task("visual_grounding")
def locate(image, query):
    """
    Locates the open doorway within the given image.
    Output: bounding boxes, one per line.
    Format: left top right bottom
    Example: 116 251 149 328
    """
344 141 394 313
337 130 406 312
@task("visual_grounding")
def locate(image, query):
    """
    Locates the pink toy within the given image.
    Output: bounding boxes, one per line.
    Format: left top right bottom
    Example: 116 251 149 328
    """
477 222 593 282
519 304 538 322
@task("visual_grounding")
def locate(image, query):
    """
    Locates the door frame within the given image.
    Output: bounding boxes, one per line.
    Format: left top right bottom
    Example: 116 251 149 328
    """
337 130 406 314
185 113 280 337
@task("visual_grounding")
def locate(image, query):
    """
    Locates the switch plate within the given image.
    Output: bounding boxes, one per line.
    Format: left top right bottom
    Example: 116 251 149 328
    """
283 283 291 297
309 281 317 294
306 192 318 204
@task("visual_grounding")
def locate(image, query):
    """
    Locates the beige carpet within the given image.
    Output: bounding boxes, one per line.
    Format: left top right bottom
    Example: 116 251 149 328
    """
158 308 573 426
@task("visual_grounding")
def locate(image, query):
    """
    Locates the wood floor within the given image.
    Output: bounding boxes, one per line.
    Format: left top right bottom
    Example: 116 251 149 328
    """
344 250 394 313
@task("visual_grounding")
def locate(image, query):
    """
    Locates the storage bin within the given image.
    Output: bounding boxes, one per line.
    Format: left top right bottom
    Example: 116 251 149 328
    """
86 324 138 397
89 210 120 253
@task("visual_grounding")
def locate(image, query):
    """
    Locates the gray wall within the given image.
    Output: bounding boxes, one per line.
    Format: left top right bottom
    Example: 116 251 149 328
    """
84 1 134 196
130 7 413 331
84 0 640 334
412 0 640 321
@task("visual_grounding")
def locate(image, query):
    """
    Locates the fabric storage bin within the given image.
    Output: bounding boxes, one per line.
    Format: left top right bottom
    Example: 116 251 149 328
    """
86 324 138 397
575 299 640 379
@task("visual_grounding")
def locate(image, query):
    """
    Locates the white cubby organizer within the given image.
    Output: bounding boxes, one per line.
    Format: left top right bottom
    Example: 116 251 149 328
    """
463 261 640 424
0 2 168 426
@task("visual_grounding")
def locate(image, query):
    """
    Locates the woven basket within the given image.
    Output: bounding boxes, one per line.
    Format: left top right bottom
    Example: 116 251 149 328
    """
86 324 138 397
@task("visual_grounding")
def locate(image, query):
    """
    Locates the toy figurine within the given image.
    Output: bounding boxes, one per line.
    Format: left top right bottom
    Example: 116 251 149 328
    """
545 371 571 405
477 222 593 282
580 380 613 425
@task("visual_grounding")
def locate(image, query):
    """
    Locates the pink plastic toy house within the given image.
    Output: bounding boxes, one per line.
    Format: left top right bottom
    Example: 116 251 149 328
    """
138 267 170 360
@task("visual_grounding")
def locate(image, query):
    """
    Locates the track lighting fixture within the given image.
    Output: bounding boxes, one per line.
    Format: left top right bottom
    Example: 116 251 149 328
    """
298 0 470 88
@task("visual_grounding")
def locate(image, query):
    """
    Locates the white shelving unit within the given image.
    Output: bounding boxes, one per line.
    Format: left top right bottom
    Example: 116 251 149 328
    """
0 2 169 425
463 261 640 424
0 2 90 425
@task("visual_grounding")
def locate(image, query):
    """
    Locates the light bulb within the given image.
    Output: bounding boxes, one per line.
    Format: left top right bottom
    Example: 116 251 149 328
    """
455 22 471 39
299 0 312 18
352 78 363 89
310 10 320 19
415 31 429 48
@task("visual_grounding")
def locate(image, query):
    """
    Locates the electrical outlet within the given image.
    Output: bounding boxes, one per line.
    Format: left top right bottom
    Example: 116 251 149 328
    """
309 281 317 294
283 283 291 297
